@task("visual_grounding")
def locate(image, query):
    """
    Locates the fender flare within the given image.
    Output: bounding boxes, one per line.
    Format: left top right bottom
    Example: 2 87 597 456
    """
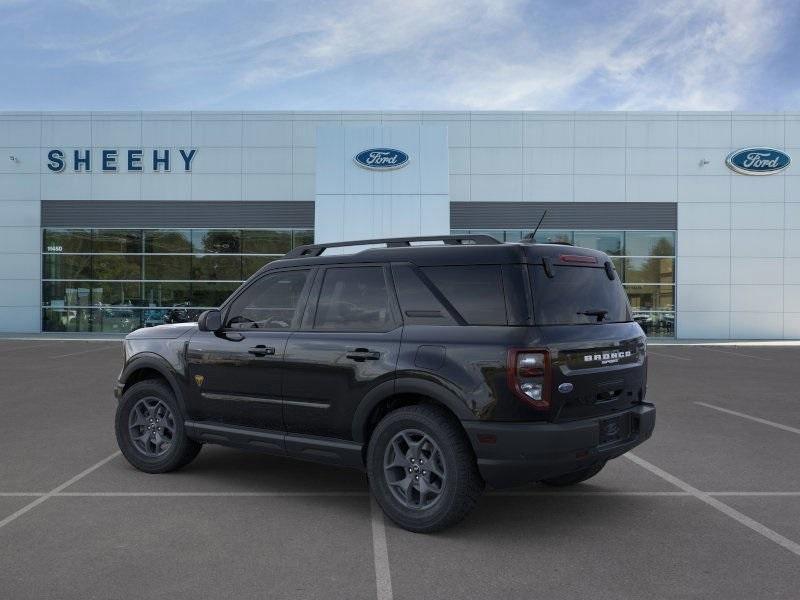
119 353 187 413
351 376 474 443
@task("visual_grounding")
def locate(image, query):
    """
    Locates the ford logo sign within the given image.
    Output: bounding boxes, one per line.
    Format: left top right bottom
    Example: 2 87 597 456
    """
725 147 790 175
354 148 409 170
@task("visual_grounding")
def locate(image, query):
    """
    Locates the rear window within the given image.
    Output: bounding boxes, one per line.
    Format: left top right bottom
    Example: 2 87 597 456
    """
422 265 507 326
530 265 631 325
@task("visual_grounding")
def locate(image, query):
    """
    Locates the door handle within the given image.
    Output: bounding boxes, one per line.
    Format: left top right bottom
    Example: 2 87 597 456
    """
346 348 381 361
248 345 276 357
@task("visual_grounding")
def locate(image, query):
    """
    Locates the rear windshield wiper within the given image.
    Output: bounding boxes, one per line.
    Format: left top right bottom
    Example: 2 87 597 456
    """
577 309 608 322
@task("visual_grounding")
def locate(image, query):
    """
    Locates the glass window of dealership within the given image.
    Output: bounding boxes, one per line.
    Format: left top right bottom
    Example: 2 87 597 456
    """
42 227 675 337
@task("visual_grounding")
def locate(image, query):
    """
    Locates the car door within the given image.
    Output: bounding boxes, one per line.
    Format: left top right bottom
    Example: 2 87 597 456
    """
282 264 402 440
186 267 314 432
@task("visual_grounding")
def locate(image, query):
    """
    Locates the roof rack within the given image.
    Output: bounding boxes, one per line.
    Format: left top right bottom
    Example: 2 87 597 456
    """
284 234 501 258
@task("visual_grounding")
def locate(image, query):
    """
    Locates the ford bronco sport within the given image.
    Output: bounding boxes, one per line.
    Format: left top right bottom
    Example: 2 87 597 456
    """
114 235 655 532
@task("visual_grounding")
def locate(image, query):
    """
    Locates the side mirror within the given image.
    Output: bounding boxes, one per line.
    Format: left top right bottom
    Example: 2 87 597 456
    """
197 309 222 332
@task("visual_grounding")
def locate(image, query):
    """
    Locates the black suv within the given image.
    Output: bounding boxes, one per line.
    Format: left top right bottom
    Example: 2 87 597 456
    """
114 235 655 532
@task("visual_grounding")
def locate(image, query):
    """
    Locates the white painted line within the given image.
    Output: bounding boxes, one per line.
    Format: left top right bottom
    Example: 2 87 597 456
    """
55 491 369 497
647 350 691 361
709 492 800 497
370 496 393 600
489 491 690 496
48 344 120 359
625 453 800 557
0 342 67 355
0 451 120 531
696 402 800 436
3 490 800 498
649 341 800 347
700 347 770 361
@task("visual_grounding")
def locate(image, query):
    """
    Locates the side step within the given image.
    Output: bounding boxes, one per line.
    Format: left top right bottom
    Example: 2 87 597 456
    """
184 421 364 469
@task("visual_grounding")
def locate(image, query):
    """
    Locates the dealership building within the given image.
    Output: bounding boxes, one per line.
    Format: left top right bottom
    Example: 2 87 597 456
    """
0 110 798 339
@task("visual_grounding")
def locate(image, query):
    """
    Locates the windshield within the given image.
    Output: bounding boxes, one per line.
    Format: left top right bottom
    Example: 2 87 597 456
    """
530 264 632 325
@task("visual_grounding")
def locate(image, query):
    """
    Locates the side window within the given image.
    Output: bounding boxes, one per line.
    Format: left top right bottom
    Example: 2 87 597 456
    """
225 269 310 330
421 265 507 326
314 266 394 332
392 265 456 325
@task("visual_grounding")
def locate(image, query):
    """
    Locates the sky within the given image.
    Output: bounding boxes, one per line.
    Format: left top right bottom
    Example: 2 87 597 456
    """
1 0 798 111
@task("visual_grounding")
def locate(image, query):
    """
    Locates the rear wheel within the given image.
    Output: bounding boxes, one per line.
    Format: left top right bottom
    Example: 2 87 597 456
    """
540 461 606 486
367 405 483 533
115 379 201 473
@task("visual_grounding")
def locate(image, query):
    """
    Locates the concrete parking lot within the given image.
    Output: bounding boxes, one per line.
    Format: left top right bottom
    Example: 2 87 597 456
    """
1 339 799 599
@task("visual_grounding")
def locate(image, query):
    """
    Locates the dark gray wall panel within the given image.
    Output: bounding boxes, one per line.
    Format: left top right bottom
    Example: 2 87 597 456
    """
42 201 315 228
450 202 676 230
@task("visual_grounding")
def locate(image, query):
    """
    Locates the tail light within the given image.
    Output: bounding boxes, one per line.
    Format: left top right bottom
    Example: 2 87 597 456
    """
508 349 551 410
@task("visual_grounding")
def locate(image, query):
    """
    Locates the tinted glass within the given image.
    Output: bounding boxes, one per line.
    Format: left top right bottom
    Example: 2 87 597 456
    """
530 265 631 325
624 258 674 284
531 230 573 245
43 254 92 279
625 231 675 256
191 255 242 281
422 266 507 326
293 230 314 247
92 255 141 280
574 231 623 256
43 281 143 307
144 230 191 253
315 267 393 331
392 265 455 325
226 270 309 329
243 256 277 278
143 255 191 280
143 282 191 307
43 229 91 253
192 282 241 308
624 284 675 311
93 230 142 253
634 312 675 337
242 230 292 254
192 229 241 253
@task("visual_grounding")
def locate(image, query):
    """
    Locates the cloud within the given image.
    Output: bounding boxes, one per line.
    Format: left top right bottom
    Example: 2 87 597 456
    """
0 0 794 110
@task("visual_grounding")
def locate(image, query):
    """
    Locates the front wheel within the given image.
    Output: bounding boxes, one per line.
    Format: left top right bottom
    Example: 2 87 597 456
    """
367 405 484 533
540 461 606 486
115 379 201 473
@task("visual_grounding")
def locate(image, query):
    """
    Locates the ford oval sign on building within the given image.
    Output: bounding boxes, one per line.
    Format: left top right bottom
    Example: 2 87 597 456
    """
725 147 790 175
354 148 409 170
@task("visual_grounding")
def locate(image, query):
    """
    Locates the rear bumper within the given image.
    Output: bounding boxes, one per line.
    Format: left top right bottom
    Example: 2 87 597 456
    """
463 403 655 489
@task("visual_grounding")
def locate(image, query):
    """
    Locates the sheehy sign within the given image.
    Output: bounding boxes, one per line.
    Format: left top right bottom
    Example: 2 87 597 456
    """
46 149 197 172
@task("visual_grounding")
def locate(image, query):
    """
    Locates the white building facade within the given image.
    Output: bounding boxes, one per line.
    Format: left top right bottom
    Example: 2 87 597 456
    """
0 110 798 339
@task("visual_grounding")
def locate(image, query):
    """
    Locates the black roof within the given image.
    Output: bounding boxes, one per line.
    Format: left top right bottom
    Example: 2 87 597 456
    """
256 235 611 277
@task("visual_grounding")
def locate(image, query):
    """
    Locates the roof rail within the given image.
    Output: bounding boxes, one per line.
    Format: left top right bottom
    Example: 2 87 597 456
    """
284 234 501 258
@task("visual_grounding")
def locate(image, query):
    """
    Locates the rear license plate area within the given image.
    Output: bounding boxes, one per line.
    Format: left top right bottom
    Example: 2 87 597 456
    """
599 414 630 445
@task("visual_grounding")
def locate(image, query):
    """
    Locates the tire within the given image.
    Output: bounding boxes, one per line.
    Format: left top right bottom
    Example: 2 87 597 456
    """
540 461 606 487
367 405 484 533
115 379 201 474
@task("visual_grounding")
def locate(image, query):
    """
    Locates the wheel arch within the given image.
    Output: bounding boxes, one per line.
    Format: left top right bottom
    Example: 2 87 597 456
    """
352 377 474 447
120 353 187 413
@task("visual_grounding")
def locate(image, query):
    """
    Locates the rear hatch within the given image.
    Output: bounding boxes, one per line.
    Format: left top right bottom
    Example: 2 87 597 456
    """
529 254 647 423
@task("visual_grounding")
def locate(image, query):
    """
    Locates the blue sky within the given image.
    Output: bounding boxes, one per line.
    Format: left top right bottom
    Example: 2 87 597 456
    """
1 0 798 111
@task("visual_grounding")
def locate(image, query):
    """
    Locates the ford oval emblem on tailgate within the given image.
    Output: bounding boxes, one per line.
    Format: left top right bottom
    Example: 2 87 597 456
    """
558 383 574 394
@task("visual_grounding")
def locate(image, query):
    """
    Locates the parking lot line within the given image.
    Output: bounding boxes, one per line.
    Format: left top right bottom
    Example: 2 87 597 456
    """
54 491 369 497
0 342 65 354
699 347 770 361
645 350 690 361
48 344 120 359
626 453 800 558
0 451 120 531
370 496 393 600
695 402 800 436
